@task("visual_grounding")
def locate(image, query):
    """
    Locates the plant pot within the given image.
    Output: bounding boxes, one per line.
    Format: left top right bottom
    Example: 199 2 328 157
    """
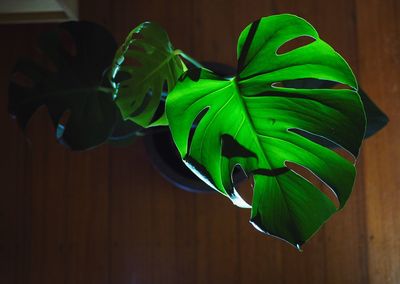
144 128 215 193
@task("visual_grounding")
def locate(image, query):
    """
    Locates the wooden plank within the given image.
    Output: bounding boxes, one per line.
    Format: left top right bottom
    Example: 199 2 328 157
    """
355 0 400 283
0 24 53 284
108 142 154 284
63 149 110 284
25 111 68 284
0 28 23 284
2 0 399 283
22 115 110 284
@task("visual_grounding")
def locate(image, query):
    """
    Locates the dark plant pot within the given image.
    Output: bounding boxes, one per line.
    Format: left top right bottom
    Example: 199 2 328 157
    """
144 128 214 193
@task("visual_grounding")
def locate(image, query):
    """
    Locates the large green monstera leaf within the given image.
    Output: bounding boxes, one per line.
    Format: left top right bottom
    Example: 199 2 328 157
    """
110 22 186 127
166 14 366 247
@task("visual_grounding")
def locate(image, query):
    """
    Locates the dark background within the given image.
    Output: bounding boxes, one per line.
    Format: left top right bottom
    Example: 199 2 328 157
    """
0 0 399 283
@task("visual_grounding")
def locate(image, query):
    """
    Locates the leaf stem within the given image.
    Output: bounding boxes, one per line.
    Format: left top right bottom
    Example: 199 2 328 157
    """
175 50 204 69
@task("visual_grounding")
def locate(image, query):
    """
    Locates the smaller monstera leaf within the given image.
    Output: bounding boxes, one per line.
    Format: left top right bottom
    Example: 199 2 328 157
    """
166 14 366 247
110 22 186 127
9 21 118 150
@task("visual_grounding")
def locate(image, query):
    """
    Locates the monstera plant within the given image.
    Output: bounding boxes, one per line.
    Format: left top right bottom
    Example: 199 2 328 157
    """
9 14 388 249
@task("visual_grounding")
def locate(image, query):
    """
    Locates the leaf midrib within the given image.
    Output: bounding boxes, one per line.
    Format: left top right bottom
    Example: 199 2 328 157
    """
198 83 234 165
231 78 273 171
232 77 303 241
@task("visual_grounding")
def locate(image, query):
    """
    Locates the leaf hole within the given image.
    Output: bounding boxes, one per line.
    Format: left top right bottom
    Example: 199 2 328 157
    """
285 161 339 209
271 79 352 90
332 148 355 164
232 165 254 206
129 88 153 117
289 128 355 163
276 36 316 55
332 83 352 90
149 91 167 125
112 70 131 84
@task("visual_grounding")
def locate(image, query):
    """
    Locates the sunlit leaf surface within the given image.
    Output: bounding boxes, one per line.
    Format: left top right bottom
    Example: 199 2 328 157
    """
166 14 366 247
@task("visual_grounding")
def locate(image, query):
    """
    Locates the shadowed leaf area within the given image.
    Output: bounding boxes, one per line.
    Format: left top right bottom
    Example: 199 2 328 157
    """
8 21 122 150
110 21 186 127
166 14 366 248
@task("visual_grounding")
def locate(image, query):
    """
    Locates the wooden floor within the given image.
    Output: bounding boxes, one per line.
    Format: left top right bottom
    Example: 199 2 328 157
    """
0 0 399 283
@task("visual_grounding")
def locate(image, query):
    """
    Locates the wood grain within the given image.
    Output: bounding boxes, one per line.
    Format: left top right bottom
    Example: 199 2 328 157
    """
0 0 398 283
355 0 400 283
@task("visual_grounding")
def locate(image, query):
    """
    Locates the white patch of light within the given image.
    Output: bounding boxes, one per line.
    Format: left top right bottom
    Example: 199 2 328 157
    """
231 188 251 208
249 219 269 234
183 160 217 191
250 219 303 251
56 124 65 139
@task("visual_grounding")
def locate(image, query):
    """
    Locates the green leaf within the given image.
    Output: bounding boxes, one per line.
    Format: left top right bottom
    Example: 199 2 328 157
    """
110 22 186 127
282 80 388 145
8 21 118 150
166 14 366 247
